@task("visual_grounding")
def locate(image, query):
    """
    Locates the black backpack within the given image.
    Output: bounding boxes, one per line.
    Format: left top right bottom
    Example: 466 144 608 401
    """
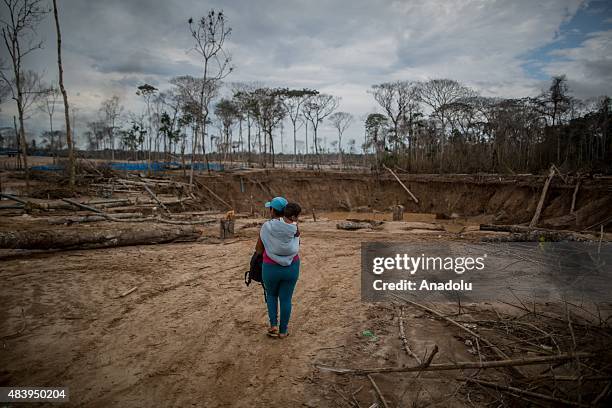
244 252 266 300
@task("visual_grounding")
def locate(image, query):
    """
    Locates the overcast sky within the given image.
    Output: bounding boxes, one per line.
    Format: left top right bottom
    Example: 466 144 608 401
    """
1 0 611 151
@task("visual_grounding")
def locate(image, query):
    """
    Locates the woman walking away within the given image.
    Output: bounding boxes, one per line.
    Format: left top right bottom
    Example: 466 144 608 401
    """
255 197 302 339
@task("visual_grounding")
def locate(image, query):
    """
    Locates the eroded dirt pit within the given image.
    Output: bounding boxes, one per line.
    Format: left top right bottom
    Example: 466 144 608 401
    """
1 169 612 407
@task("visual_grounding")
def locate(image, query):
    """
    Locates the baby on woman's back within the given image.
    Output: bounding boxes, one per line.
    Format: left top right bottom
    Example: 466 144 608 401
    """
260 202 302 266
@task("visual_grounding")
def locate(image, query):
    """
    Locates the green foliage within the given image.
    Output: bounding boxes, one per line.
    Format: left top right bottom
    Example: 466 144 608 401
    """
122 121 147 151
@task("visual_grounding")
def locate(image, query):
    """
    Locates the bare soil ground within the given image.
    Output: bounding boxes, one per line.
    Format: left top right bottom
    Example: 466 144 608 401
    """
1 217 498 407
1 163 611 406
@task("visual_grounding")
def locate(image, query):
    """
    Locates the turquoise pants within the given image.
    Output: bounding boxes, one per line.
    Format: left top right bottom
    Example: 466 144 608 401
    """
262 260 300 334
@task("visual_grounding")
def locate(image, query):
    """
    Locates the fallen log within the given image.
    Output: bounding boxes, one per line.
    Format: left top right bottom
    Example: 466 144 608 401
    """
85 198 131 205
0 224 201 250
404 222 444 231
337 221 374 230
47 212 144 225
479 224 593 241
62 198 104 214
0 204 25 210
0 193 29 205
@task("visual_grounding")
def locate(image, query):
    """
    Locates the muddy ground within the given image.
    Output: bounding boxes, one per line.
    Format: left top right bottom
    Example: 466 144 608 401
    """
1 216 518 407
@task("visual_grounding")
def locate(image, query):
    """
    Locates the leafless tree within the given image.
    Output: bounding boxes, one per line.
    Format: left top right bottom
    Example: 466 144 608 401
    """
136 83 157 174
370 81 419 152
171 75 219 185
188 9 233 173
100 95 123 161
328 111 353 166
52 0 75 188
38 84 59 132
1 0 48 190
283 89 317 167
302 94 339 166
214 98 240 161
418 79 474 148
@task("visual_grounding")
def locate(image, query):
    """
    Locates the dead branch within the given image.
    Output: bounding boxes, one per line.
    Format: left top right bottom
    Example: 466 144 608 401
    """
367 374 390 408
315 352 591 375
398 306 422 364
144 184 170 214
465 378 588 407
390 294 525 377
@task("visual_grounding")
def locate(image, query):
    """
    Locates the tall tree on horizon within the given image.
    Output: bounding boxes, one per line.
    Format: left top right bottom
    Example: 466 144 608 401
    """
328 111 353 167
52 0 76 188
1 0 48 191
188 9 233 174
283 88 318 167
302 94 339 167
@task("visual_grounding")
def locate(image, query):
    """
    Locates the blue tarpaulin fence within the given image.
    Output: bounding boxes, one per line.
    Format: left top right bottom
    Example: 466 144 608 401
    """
31 161 224 172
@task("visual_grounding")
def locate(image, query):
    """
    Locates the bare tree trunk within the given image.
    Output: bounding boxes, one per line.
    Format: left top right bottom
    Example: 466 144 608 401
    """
13 116 21 170
293 123 297 168
17 104 29 191
304 121 308 166
189 124 197 188
53 0 75 189
247 115 252 165
200 115 210 174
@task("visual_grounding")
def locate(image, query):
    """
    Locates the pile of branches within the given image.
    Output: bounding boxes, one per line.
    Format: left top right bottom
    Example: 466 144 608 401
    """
316 296 612 407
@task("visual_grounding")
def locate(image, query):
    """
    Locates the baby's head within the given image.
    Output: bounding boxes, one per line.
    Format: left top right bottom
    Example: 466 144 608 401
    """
284 202 302 222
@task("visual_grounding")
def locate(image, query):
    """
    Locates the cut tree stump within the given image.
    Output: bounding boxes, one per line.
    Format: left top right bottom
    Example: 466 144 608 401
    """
392 205 404 221
219 219 235 239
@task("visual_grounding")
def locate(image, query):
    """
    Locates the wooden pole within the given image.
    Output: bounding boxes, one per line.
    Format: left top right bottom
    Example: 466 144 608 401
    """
529 165 555 228
200 183 232 210
383 164 419 204
570 179 581 214
144 184 170 213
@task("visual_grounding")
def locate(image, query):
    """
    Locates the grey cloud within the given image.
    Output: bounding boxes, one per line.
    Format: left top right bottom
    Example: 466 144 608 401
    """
2 0 610 146
91 49 194 77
